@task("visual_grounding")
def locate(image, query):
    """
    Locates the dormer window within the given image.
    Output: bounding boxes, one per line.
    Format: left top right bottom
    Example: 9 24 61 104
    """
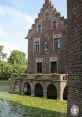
37 24 42 32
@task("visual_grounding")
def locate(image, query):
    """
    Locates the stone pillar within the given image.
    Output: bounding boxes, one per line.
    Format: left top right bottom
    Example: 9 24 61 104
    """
57 82 63 101
58 90 63 101
67 0 82 116
20 81 24 95
43 90 47 98
31 83 35 96
10 80 15 93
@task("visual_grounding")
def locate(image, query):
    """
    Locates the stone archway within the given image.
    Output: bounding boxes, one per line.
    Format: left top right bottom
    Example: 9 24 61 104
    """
14 81 20 94
63 86 67 100
23 82 31 95
35 83 43 97
47 84 57 99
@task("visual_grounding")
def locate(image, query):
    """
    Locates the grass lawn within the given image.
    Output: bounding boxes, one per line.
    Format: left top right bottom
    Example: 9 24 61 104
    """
0 92 67 117
0 80 9 82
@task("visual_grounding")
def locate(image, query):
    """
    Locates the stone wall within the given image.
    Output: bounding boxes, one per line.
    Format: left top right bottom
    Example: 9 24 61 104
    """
10 73 67 100
67 0 82 116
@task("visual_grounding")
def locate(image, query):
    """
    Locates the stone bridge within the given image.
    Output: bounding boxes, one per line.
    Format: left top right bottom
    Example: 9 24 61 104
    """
10 73 67 100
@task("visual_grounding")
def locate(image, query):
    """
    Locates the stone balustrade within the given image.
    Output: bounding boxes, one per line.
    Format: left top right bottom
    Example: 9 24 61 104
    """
11 73 68 81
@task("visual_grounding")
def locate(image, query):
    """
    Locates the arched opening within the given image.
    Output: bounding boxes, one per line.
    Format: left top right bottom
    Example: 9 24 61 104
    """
63 86 67 100
47 84 57 99
23 82 31 95
14 81 20 94
35 83 43 97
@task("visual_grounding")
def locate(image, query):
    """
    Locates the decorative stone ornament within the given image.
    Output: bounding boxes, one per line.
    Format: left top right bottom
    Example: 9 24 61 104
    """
71 105 79 116
44 41 48 51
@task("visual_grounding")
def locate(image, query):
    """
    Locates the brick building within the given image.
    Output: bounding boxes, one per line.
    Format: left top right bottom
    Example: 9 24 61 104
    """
10 0 67 100
67 0 82 116
28 0 67 74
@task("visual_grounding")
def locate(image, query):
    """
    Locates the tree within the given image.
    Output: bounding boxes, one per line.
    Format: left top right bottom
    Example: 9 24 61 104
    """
0 48 27 80
0 45 7 61
2 53 7 61
8 50 26 65
0 61 13 80
0 45 4 60
8 50 27 74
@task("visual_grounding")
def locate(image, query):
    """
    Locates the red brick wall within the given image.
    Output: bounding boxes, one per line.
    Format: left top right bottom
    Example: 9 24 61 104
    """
28 0 67 74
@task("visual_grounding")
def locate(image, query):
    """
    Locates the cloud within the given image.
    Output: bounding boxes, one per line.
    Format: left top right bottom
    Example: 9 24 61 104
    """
0 27 11 39
0 6 33 56
0 6 34 23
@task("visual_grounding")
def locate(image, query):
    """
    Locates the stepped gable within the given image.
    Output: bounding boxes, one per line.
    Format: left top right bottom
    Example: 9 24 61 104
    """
27 0 65 38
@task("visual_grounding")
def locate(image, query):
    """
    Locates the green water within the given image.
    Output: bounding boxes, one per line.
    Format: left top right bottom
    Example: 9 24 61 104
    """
0 84 67 117
0 81 9 92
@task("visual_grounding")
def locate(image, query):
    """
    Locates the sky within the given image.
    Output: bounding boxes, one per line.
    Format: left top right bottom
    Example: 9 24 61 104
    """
0 0 67 58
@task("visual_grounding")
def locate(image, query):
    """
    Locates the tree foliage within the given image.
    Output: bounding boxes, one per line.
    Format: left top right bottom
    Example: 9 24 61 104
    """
0 45 7 61
0 60 13 80
8 50 26 65
0 46 27 80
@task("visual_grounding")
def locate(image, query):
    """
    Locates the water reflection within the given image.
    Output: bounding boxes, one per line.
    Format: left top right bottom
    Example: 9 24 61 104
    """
0 98 23 117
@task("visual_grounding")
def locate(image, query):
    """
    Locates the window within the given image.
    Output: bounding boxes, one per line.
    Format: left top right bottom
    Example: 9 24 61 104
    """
34 41 40 52
37 62 42 73
51 62 57 73
54 38 61 49
52 20 57 29
37 24 42 32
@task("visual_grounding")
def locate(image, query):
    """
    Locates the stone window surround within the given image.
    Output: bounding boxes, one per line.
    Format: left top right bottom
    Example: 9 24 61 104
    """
35 57 58 73
37 21 42 32
33 38 40 52
35 58 43 73
51 19 58 29
49 57 58 73
53 33 62 50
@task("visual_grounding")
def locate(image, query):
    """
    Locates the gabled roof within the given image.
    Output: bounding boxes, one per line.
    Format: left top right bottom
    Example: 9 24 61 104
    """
26 0 66 38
